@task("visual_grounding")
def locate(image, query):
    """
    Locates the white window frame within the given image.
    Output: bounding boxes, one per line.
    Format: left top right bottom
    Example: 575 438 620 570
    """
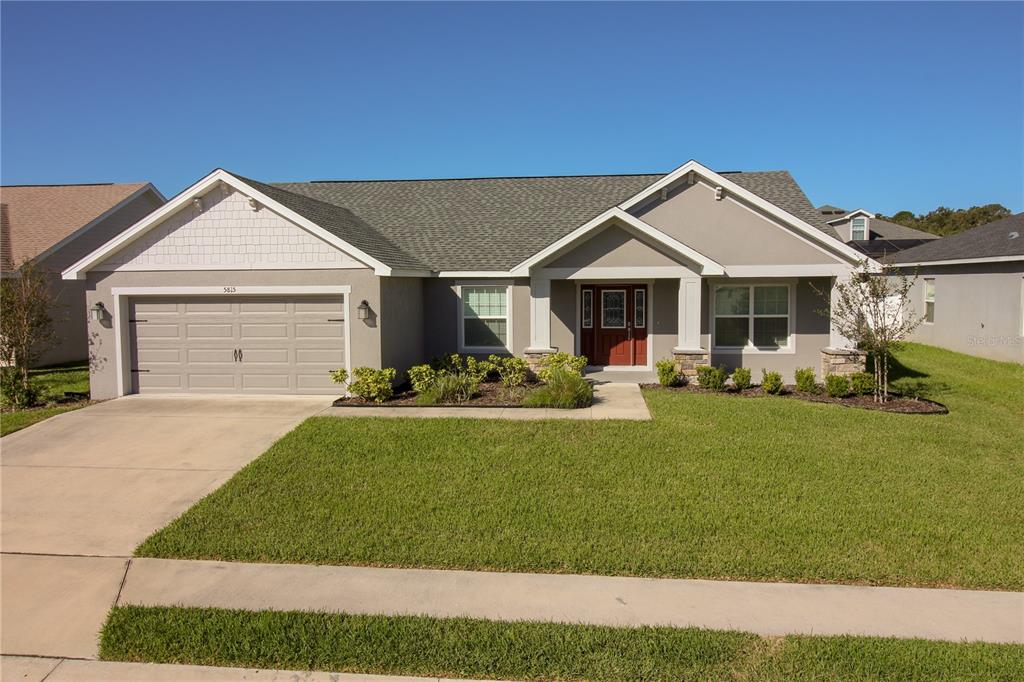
850 217 868 241
600 289 627 329
711 282 795 354
456 282 513 353
582 289 593 329
924 278 935 325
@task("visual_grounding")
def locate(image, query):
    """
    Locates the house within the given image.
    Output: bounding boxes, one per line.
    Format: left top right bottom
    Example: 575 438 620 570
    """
1 182 166 366
61 161 873 398
818 205 940 258
885 212 1024 363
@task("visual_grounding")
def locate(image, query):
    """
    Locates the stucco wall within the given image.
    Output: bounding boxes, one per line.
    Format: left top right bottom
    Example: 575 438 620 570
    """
421 278 531 360
379 276 425 373
899 263 1023 363
84 268 382 399
547 224 685 269
633 181 838 266
34 191 165 366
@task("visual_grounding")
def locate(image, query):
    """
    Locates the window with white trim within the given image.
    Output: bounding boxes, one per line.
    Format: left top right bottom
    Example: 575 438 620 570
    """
924 278 935 324
582 289 593 329
460 286 509 350
851 217 868 241
714 284 790 349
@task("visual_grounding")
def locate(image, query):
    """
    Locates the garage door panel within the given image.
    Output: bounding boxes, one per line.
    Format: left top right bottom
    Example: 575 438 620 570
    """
188 374 238 389
187 348 236 364
241 349 289 364
240 323 288 338
130 295 345 395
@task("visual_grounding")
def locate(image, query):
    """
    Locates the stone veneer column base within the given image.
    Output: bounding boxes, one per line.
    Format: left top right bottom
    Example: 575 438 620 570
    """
820 347 867 377
523 348 556 376
671 348 710 378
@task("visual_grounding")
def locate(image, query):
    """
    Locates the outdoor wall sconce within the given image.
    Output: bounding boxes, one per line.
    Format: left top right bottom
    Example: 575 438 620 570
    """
90 302 107 322
192 197 204 212
356 300 371 320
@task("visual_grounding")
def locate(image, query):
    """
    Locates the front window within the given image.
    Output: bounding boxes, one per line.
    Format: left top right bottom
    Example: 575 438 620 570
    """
714 284 790 349
924 279 935 324
461 285 509 349
851 217 867 241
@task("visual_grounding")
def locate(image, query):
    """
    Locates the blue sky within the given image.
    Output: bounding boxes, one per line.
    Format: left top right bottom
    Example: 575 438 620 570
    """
2 1 1022 214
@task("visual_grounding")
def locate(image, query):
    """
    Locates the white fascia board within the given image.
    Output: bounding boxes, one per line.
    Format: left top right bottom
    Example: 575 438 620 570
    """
890 255 1024 268
826 208 875 225
724 264 854 278
510 207 725 276
435 270 513 278
62 169 391 280
32 184 163 268
617 160 870 266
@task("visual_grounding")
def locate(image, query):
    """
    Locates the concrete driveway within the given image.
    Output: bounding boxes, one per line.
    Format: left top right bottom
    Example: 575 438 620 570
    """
1 395 330 659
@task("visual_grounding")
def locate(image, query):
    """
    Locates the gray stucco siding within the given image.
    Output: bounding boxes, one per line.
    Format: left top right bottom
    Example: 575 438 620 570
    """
421 278 531 361
547 224 687 269
84 268 382 400
634 182 840 266
897 262 1023 363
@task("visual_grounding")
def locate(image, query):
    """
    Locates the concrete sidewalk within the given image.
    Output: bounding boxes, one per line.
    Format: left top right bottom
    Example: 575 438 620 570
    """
326 382 651 420
119 558 1024 644
0 656 499 682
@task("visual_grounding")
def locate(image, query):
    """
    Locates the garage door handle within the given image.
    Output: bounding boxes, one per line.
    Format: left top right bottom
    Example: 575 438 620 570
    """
327 318 343 322
233 349 239 362
238 349 243 362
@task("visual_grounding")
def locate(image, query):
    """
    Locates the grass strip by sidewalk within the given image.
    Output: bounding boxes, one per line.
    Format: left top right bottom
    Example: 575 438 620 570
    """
101 605 1024 682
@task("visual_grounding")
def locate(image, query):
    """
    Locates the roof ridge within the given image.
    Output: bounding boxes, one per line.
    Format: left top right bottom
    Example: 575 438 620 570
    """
1 182 146 188
270 169 791 185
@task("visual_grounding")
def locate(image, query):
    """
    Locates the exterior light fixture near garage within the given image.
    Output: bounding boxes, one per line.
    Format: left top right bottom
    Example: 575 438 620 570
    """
90 302 106 321
356 300 371 320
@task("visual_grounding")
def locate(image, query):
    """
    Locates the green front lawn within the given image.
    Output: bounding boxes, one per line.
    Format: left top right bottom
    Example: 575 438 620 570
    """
137 344 1024 589
101 606 1024 681
0 361 90 436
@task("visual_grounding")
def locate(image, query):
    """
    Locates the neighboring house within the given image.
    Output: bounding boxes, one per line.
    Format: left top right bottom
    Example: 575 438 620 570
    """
1 183 166 366
818 205 940 258
885 213 1024 364
62 161 873 399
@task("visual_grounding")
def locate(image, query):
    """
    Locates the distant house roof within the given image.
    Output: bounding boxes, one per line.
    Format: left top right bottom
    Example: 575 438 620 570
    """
886 213 1024 264
0 182 155 271
864 218 939 241
818 203 847 215
267 169 840 271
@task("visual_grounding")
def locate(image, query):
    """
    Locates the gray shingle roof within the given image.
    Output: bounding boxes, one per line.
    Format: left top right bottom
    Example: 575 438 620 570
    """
884 213 1024 264
229 168 840 272
866 218 939 241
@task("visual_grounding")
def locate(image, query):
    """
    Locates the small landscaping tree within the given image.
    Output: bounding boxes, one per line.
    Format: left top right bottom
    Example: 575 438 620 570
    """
0 260 60 407
814 261 924 402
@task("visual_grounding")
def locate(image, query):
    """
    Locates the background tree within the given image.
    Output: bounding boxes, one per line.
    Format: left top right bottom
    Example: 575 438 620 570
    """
816 261 925 402
1 260 59 407
878 204 1011 237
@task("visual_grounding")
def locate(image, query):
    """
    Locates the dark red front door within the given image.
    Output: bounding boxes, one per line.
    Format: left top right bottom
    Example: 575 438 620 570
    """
580 285 647 366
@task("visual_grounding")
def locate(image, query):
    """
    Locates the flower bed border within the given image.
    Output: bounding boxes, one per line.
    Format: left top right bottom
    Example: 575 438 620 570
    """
641 384 948 414
334 380 556 409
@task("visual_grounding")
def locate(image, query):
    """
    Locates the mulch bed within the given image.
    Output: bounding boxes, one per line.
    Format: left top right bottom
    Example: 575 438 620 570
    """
333 380 540 408
641 383 948 414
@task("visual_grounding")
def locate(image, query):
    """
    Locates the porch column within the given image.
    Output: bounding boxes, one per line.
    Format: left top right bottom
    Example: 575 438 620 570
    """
675 277 703 351
527 276 554 352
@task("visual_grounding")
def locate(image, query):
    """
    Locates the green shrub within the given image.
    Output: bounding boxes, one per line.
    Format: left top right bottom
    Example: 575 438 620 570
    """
433 354 493 383
695 365 728 391
488 355 528 389
655 358 680 387
849 371 875 396
406 364 437 394
524 367 593 409
795 367 818 393
537 352 587 382
0 367 40 408
731 367 752 391
761 369 783 395
331 366 396 403
416 373 479 405
825 374 852 398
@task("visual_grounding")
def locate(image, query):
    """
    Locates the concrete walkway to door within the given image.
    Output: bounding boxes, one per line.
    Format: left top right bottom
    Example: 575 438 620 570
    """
1 395 332 660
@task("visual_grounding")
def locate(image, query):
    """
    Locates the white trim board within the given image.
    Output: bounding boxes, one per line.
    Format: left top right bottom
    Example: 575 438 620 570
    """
826 208 875 225
108 285 351 397
62 169 393 280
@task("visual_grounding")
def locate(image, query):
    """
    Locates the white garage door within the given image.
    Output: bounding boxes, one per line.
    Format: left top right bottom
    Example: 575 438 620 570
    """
129 296 345 394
